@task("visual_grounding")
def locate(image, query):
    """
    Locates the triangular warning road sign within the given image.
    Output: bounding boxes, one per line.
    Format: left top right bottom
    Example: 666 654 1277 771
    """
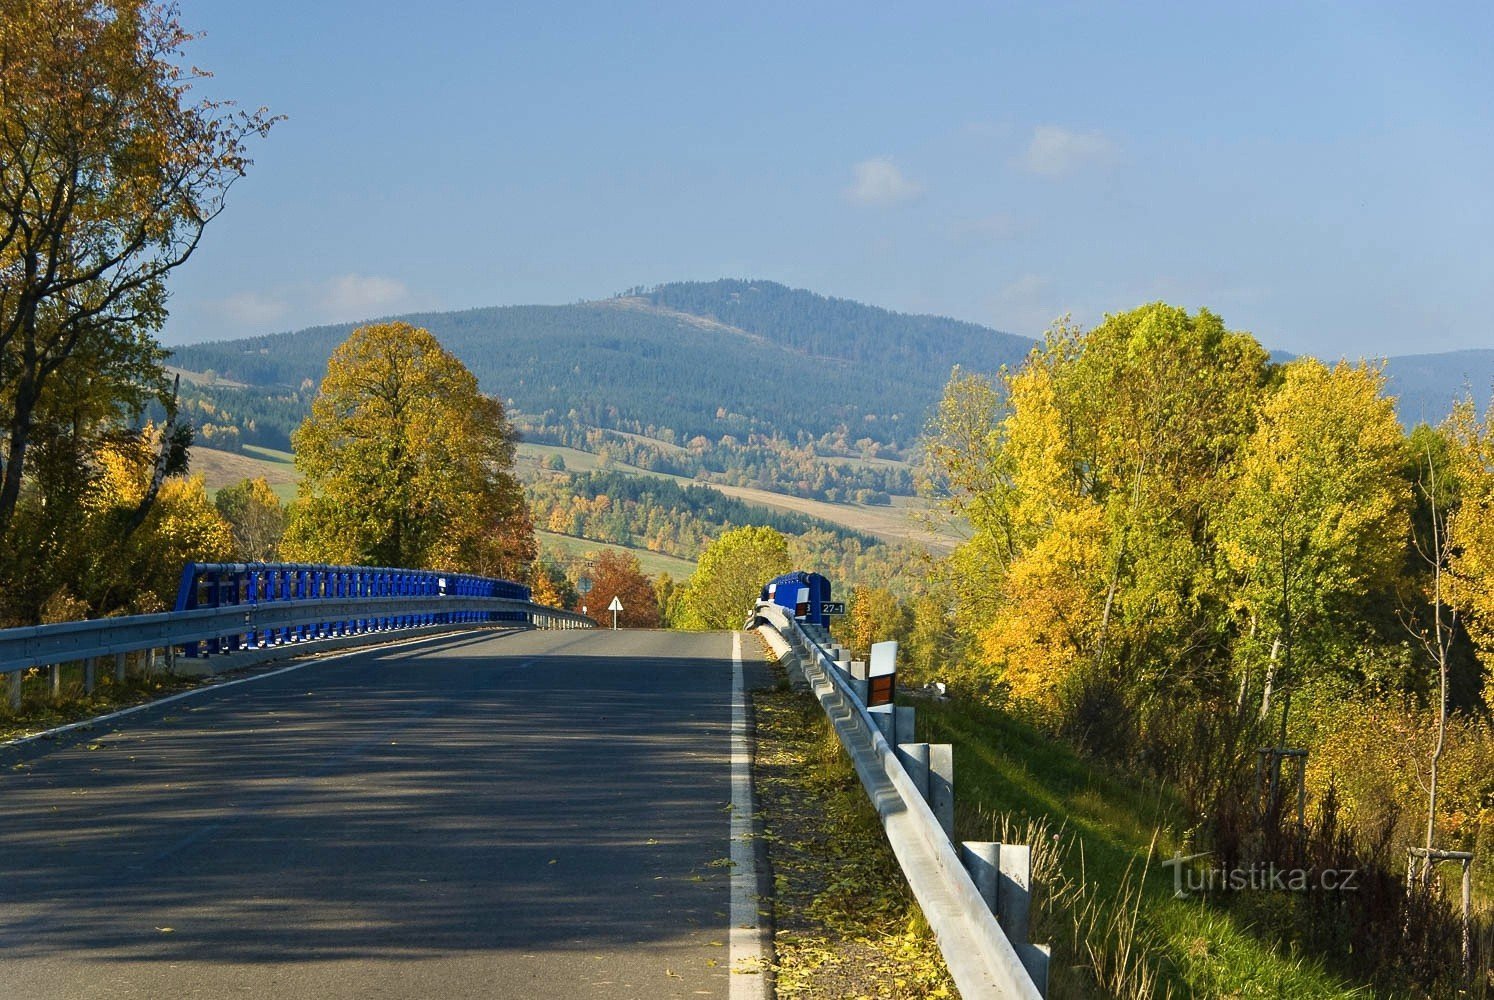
607 596 624 612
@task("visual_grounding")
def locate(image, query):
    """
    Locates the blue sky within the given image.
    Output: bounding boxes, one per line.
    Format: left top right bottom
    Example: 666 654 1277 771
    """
163 1 1494 357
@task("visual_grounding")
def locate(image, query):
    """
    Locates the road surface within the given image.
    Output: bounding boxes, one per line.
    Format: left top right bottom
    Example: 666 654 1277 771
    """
0 628 769 999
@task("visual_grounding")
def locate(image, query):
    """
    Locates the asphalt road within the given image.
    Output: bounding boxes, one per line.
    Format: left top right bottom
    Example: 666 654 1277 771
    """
0 628 768 999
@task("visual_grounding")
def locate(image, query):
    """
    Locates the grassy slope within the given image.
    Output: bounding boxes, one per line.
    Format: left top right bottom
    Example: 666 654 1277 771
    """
915 698 1367 999
191 446 299 502
536 530 696 579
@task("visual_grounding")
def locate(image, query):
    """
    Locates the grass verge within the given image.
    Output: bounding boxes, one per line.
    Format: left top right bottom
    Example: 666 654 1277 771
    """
0 660 208 743
752 657 956 999
915 696 1378 999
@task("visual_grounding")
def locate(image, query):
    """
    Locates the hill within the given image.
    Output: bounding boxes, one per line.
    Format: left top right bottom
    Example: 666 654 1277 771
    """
171 280 1036 456
170 280 1492 525
1382 348 1494 425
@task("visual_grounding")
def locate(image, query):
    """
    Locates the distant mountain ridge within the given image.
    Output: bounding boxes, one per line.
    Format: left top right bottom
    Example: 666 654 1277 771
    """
171 280 1037 452
1380 348 1494 426
171 281 1491 458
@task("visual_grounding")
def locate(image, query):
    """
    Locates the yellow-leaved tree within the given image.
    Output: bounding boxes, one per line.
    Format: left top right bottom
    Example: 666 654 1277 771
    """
1218 359 1410 741
283 322 534 577
1446 397 1494 700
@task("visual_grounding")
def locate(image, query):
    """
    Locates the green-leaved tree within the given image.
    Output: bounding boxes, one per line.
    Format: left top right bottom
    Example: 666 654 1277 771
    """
679 526 790 630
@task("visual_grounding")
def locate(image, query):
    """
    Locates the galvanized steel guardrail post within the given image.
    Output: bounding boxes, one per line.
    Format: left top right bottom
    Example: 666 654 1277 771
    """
1 561 595 708
753 600 1049 1000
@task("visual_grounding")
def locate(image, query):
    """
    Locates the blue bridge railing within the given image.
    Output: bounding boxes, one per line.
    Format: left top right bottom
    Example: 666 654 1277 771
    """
173 562 534 656
1 562 592 707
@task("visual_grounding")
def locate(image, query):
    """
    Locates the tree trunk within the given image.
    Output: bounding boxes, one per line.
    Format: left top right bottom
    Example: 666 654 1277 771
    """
0 376 40 536
1259 636 1281 721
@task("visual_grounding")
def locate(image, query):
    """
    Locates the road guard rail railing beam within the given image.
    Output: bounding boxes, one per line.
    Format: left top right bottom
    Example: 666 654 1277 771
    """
753 600 1046 1000
1 564 593 708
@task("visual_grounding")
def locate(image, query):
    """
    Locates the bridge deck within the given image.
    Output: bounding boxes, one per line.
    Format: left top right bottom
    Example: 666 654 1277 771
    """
0 629 766 999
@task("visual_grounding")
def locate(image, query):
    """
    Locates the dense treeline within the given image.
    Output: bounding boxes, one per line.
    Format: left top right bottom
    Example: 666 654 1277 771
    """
177 384 311 453
861 303 1493 997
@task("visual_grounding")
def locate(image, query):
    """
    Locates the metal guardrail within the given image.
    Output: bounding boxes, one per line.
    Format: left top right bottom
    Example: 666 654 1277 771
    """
1 562 594 707
171 562 539 655
753 601 1047 1000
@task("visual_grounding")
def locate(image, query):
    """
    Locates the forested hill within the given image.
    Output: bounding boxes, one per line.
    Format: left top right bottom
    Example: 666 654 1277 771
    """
634 279 1028 368
171 281 1491 467
170 281 1036 453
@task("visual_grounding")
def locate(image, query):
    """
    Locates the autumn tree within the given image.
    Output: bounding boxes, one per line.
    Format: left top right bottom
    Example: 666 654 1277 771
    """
283 323 533 576
77 438 232 613
837 586 912 659
1446 397 1494 701
0 0 275 534
1218 359 1410 740
927 305 1269 712
531 558 579 610
214 477 286 562
581 549 660 628
679 526 790 630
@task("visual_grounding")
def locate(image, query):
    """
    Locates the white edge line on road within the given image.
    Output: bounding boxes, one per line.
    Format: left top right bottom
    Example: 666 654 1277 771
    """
729 630 770 997
0 627 499 750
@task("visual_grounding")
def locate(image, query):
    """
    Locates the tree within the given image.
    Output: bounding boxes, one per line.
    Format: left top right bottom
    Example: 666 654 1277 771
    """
654 571 685 628
582 549 660 628
1398 425 1460 862
1446 397 1494 704
214 477 286 562
1218 359 1410 742
928 305 1269 711
838 587 912 659
0 0 275 534
531 558 579 610
679 526 790 630
283 322 533 575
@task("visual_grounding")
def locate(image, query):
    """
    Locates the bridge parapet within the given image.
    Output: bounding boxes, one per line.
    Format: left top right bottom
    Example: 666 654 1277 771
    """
1 562 593 709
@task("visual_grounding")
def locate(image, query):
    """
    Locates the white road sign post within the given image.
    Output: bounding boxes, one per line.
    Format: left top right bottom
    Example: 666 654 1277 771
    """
608 595 623 630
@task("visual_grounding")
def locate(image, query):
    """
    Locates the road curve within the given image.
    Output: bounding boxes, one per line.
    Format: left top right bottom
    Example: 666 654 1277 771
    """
0 628 768 999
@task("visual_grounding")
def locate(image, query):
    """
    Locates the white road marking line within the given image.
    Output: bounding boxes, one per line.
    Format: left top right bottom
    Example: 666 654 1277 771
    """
0 628 499 749
729 630 769 996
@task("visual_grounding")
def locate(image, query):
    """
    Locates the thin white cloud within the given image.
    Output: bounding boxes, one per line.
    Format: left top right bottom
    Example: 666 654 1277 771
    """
216 291 287 328
321 273 410 317
1019 125 1117 176
990 274 1057 335
845 157 923 206
950 212 1021 244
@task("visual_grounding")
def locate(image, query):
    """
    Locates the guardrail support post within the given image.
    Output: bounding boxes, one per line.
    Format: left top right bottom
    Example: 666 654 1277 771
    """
848 660 869 703
84 657 96 694
50 663 61 700
960 841 1050 996
897 742 931 799
895 705 916 746
998 844 1032 941
960 841 1001 912
9 670 20 710
115 652 127 683
929 743 955 839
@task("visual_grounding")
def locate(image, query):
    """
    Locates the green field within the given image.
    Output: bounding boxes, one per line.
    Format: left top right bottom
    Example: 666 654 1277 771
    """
192 446 299 502
537 530 696 580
